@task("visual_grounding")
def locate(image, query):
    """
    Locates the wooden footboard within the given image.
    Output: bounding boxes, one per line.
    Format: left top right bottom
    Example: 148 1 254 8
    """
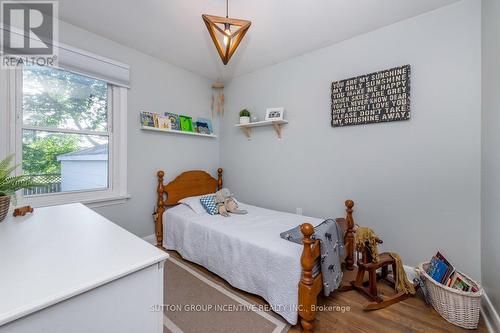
298 223 322 333
298 200 356 333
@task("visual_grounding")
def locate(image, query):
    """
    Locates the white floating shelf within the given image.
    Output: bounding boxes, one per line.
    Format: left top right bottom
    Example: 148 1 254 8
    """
140 125 217 138
234 120 288 139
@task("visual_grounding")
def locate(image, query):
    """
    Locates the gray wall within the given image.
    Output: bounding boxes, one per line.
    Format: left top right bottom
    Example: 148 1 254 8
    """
220 0 482 278
481 0 500 313
57 21 219 238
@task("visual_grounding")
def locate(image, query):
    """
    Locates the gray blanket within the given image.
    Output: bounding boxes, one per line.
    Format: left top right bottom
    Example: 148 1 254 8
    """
280 219 344 296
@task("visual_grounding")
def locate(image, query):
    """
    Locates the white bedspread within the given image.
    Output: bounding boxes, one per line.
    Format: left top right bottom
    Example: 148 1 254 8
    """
164 203 323 324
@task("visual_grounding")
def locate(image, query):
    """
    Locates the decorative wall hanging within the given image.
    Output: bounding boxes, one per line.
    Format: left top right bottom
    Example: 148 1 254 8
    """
211 81 225 117
202 0 251 65
331 65 411 127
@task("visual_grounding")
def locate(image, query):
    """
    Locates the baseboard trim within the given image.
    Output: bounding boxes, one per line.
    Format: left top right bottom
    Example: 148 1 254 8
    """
482 292 500 333
142 233 156 245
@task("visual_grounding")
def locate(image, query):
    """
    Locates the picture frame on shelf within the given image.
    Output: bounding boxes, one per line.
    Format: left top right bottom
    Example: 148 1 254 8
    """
179 115 194 132
265 107 284 121
165 112 181 130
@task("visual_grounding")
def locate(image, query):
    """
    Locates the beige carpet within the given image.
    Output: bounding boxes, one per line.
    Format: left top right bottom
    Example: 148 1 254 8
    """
164 257 290 333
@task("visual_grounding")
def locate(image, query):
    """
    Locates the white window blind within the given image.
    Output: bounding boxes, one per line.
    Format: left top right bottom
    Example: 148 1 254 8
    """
56 43 130 88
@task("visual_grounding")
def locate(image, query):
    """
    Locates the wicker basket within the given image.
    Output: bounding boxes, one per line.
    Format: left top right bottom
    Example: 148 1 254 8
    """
0 195 10 222
418 262 483 329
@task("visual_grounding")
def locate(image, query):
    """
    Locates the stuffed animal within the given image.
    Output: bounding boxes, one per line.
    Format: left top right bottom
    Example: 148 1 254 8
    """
215 188 247 217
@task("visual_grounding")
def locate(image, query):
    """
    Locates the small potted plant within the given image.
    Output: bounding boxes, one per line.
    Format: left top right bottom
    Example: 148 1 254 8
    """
239 109 251 125
0 154 37 222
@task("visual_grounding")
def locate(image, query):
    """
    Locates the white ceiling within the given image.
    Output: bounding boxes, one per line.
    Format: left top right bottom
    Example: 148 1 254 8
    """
58 0 459 81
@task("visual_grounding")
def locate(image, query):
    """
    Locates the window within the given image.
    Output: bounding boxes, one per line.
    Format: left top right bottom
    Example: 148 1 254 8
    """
22 66 110 195
1 63 128 207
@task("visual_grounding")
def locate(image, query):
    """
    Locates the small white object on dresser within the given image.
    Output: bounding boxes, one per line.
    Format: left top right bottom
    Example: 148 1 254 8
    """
0 203 168 333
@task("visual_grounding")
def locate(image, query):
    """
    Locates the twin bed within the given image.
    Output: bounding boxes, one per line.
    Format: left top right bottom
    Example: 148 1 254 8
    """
154 169 356 333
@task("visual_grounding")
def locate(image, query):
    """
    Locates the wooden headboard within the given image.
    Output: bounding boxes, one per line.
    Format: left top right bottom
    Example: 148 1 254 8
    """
154 169 223 248
156 169 223 206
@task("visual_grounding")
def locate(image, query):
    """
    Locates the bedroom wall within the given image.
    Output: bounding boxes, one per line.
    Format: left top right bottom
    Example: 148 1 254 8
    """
481 0 500 314
220 0 482 278
57 21 219 238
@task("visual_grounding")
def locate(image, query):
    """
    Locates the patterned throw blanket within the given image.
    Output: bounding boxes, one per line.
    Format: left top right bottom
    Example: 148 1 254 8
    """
280 219 344 296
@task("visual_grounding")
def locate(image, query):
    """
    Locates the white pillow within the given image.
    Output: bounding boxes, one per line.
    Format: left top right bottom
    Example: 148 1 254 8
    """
179 194 215 214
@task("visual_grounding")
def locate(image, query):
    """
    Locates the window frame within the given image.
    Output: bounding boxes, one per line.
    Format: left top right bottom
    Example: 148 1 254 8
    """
1 65 129 208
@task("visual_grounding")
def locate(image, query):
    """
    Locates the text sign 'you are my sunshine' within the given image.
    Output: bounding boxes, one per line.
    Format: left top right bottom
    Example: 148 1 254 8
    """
331 65 411 127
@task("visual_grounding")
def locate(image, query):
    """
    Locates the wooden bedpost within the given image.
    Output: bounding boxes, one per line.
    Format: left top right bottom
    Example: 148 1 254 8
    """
217 168 223 190
155 171 166 250
344 199 355 271
299 223 322 333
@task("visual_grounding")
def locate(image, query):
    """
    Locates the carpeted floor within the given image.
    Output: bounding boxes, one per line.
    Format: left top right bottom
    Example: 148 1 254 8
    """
163 257 290 333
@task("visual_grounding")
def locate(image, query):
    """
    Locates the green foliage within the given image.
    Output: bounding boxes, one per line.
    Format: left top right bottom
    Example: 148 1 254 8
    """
239 109 250 117
22 133 79 175
0 154 38 197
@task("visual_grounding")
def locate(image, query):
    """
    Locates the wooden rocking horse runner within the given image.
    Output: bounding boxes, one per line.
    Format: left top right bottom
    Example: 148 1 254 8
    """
342 226 418 310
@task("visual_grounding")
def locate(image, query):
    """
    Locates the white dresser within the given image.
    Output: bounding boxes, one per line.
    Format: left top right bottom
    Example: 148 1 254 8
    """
0 203 168 333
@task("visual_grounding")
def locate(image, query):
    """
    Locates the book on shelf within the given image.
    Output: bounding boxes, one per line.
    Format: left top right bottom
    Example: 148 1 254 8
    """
196 117 213 134
165 112 181 131
140 111 157 127
154 114 171 129
179 115 194 132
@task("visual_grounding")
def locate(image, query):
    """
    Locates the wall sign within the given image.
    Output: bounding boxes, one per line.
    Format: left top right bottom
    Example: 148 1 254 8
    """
331 65 410 127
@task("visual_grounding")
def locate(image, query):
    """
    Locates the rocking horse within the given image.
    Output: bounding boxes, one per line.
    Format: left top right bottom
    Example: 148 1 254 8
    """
341 227 418 310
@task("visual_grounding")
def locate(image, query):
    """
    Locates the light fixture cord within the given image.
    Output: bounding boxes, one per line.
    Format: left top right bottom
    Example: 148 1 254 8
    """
226 0 228 18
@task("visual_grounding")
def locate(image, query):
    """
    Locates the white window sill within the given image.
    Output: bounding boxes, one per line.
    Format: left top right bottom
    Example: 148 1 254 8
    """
18 191 131 209
83 194 132 208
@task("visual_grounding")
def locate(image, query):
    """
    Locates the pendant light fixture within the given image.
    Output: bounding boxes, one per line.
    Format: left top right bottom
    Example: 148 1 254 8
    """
202 0 251 65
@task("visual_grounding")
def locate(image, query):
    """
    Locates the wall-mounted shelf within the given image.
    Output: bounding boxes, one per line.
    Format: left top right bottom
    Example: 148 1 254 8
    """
234 120 288 139
140 125 217 138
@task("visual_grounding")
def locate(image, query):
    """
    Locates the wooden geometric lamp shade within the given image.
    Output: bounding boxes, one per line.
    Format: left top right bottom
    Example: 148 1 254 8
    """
202 14 251 65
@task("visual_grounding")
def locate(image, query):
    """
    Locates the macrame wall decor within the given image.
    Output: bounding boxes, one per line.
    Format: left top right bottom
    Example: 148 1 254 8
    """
211 81 225 117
